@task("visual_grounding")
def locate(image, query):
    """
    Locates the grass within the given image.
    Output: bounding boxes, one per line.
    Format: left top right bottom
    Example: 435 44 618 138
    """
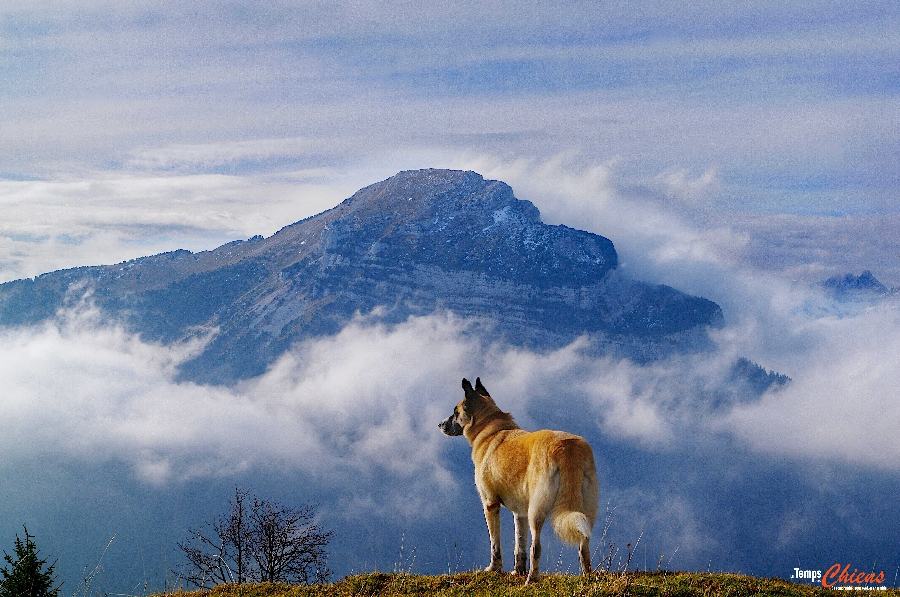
152 571 900 597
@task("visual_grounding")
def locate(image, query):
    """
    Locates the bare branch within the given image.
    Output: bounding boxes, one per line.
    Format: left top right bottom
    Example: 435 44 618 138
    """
176 488 332 587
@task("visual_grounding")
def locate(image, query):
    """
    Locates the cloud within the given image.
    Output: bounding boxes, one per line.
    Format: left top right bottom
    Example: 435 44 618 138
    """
719 298 900 470
0 290 715 490
8 279 893 487
2 0 897 225
0 306 598 477
721 213 900 287
123 139 335 173
0 305 469 490
0 170 356 282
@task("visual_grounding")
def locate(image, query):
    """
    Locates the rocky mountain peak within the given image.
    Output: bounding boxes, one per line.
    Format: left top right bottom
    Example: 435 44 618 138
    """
311 169 616 286
339 169 540 227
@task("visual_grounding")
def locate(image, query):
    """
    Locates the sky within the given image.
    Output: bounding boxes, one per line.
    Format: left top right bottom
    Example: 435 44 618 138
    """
1 0 900 593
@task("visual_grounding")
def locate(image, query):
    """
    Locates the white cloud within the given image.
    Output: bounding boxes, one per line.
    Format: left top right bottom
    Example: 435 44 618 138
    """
0 308 467 489
0 296 695 489
722 213 900 288
654 167 721 205
0 171 355 282
719 299 900 470
502 161 900 472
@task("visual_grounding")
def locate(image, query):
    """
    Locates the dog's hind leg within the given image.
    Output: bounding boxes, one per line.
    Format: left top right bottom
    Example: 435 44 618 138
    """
513 512 528 576
579 537 591 575
526 511 546 585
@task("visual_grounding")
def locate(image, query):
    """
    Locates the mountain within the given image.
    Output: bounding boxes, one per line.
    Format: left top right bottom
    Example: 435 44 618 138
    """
821 270 893 302
0 169 724 384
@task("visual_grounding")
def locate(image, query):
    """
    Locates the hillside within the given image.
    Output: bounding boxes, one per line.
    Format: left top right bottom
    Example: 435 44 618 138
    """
154 572 898 597
0 169 723 385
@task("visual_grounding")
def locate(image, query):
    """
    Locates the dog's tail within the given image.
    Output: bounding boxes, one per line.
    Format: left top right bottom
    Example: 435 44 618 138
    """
550 438 599 545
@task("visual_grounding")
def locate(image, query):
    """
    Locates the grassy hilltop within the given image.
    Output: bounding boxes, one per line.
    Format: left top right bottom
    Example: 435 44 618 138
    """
153 571 900 597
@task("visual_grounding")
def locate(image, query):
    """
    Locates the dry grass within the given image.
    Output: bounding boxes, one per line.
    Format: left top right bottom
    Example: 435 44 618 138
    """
152 571 900 597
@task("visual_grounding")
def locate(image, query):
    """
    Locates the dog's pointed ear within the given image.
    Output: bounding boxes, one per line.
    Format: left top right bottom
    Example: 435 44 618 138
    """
475 377 490 397
461 378 479 412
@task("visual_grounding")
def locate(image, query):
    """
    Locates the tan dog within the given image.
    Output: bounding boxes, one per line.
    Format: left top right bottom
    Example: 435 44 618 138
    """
439 378 599 583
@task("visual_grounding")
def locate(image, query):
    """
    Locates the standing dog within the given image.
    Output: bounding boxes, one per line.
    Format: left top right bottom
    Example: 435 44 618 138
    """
439 378 599 583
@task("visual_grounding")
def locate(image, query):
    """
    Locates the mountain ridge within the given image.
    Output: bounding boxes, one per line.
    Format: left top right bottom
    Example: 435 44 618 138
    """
0 169 724 384
821 270 897 302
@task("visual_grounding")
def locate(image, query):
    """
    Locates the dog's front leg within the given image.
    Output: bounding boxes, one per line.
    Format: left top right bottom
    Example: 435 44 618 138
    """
483 501 503 572
512 512 528 576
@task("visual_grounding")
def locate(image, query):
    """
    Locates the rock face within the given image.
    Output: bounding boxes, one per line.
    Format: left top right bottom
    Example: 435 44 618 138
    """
0 169 723 384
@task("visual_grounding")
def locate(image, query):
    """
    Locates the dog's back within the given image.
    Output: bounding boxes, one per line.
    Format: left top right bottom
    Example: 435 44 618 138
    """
481 428 598 545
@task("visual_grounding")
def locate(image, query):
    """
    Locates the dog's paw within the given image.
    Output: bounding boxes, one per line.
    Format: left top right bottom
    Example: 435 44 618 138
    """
525 571 540 585
484 563 503 573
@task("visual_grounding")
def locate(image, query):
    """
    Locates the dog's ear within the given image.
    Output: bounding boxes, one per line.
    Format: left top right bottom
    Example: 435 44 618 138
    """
475 377 490 397
461 378 480 412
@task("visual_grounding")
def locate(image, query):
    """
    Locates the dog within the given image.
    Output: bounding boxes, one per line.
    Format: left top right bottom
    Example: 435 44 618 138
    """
439 377 599 583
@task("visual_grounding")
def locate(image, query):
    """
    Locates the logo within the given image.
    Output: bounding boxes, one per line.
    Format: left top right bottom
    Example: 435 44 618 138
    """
791 564 888 590
822 564 886 590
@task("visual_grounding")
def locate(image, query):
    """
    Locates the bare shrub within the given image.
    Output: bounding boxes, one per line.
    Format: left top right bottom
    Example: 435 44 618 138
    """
177 488 332 588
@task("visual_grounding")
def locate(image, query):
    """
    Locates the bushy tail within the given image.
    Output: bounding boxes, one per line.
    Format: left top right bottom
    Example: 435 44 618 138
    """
553 511 593 545
550 439 599 545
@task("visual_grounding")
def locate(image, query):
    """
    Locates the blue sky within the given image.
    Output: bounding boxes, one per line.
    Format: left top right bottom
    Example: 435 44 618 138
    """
1 1 900 593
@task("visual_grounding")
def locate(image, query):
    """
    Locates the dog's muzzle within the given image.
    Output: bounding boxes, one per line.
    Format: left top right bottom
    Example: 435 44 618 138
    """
439 414 464 436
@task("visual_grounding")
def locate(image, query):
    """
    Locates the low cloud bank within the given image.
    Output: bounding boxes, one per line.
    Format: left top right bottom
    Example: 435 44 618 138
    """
0 305 470 495
3 273 899 491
